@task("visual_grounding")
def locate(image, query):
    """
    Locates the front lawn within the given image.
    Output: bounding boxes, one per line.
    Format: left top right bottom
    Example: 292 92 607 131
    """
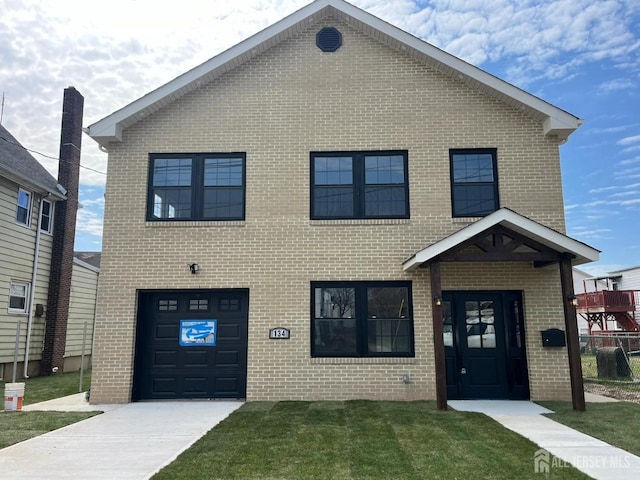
0 411 98 449
1 370 96 450
154 401 588 479
0 369 91 405
541 401 640 457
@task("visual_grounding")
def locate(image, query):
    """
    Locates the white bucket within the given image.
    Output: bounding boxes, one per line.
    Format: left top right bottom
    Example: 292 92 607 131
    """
4 382 25 411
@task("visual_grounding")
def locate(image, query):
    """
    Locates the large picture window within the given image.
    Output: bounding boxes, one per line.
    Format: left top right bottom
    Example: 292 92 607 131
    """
311 281 414 357
311 151 409 219
450 149 498 217
148 153 245 221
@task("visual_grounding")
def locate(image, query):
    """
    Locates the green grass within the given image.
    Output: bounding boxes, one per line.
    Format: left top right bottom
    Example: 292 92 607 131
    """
541 401 640 457
1 369 91 405
0 411 98 449
154 401 588 480
1 369 96 450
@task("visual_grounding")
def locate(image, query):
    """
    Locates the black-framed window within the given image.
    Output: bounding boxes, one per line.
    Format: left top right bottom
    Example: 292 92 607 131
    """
450 149 498 217
311 151 409 219
311 281 414 357
147 153 245 221
40 199 54 234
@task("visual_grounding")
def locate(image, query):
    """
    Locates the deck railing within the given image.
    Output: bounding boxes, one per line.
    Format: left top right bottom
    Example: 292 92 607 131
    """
576 290 638 311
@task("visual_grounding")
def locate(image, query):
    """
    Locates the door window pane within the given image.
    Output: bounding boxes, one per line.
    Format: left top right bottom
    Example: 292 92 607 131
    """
465 300 495 349
442 301 453 347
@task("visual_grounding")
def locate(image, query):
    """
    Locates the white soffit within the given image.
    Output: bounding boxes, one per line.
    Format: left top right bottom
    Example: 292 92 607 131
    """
86 0 582 148
402 208 600 272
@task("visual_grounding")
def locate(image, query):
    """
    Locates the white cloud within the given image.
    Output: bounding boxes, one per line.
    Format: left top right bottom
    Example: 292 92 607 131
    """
617 135 640 146
599 78 636 92
75 206 104 238
589 182 640 194
618 156 640 166
578 264 627 277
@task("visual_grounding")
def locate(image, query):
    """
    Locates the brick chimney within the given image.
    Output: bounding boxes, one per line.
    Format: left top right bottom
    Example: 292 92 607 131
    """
40 87 84 375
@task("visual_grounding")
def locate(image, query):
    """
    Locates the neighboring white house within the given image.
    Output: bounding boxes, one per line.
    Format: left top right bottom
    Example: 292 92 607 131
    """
64 254 100 372
609 266 640 291
609 265 640 326
0 122 100 380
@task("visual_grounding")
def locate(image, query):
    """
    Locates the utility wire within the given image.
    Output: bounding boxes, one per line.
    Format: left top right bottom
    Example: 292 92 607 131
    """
0 134 107 175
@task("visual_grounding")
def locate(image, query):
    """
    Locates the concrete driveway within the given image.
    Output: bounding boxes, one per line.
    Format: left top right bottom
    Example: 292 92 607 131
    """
0 398 242 480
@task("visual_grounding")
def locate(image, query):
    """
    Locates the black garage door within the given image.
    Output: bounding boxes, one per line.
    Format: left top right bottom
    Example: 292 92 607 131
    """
133 289 248 400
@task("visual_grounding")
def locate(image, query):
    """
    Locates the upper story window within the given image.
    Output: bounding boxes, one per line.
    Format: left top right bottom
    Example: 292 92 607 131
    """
310 151 409 219
40 199 54 234
450 149 499 217
16 188 32 226
9 281 29 314
312 281 414 357
148 153 245 221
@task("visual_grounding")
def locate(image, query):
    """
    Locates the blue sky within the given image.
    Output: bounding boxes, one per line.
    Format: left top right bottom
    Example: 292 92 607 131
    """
1 0 638 275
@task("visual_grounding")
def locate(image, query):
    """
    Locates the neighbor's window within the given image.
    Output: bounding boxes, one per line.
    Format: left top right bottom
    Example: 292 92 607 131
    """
450 149 498 217
16 188 32 226
312 281 414 357
311 151 409 219
9 281 29 314
148 153 245 221
40 199 54 234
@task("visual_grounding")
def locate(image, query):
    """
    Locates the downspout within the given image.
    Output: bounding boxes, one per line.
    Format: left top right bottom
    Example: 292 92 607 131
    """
23 195 46 378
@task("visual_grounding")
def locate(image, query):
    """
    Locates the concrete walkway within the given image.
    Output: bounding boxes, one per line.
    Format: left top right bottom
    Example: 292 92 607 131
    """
449 399 640 480
1 396 242 480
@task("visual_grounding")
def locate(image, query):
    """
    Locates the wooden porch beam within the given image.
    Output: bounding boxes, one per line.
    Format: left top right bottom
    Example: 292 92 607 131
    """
430 260 447 411
559 254 586 412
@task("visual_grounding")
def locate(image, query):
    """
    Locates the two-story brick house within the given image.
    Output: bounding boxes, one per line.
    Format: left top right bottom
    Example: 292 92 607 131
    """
87 0 599 407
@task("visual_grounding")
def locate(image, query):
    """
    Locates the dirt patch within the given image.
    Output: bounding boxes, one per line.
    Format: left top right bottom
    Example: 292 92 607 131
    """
584 381 640 403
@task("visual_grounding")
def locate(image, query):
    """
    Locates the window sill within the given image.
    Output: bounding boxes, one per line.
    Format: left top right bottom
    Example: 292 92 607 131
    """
309 219 411 226
310 357 416 365
452 217 481 225
145 220 246 228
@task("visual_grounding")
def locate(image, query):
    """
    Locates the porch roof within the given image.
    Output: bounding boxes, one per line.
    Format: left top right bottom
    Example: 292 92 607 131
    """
402 208 600 272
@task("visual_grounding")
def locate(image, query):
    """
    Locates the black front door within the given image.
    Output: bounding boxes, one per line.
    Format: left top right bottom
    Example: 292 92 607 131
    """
443 291 529 400
133 289 249 400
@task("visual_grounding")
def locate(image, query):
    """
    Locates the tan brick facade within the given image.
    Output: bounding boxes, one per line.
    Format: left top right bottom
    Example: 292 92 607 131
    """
90 18 573 403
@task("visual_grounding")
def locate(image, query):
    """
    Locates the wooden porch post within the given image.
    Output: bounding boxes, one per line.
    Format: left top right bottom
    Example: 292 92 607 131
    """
430 260 447 410
559 254 586 411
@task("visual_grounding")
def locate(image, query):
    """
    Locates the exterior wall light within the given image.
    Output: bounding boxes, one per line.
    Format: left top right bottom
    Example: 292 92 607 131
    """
188 263 199 274
434 295 442 306
567 294 578 307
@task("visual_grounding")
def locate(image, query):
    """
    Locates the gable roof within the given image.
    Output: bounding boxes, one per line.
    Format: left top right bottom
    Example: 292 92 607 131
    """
86 0 582 149
74 251 102 270
402 208 600 271
0 124 65 199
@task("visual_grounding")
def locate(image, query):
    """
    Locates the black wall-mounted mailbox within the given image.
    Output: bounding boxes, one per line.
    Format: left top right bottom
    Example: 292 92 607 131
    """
541 328 566 347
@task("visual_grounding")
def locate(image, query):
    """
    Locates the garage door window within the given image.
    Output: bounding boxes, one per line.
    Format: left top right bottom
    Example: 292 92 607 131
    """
158 299 178 311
